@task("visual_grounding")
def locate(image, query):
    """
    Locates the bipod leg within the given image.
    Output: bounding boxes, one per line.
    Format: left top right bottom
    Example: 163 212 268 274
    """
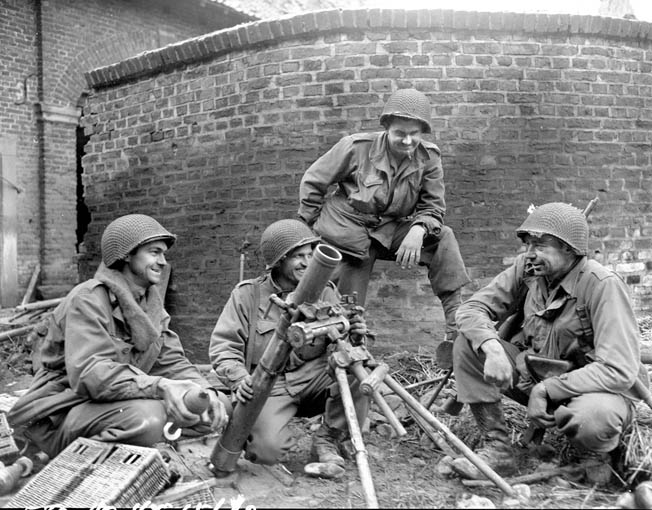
349 362 407 438
334 366 378 509
409 409 457 458
382 373 517 499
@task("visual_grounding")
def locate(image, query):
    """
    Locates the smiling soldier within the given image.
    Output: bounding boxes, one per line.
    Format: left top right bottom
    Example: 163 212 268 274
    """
8 214 229 458
298 88 470 344
451 202 649 485
209 219 369 476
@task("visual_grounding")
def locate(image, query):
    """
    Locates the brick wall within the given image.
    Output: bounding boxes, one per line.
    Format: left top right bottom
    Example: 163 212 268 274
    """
0 0 40 296
0 0 250 302
83 9 652 360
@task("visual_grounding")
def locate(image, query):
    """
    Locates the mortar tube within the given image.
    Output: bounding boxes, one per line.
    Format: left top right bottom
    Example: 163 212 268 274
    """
288 243 341 305
210 244 342 476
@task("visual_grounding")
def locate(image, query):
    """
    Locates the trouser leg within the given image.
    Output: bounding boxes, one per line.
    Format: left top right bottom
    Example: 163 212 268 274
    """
25 399 167 458
330 251 378 306
304 367 369 466
453 333 633 451
439 289 462 342
423 227 471 341
450 334 525 479
420 226 471 295
554 393 633 453
243 368 369 466
387 223 471 340
453 332 529 404
245 387 298 465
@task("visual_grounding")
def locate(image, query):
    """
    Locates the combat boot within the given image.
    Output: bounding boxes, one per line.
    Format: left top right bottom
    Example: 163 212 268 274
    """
565 446 615 487
439 288 462 342
451 401 516 479
305 424 347 479
310 423 346 467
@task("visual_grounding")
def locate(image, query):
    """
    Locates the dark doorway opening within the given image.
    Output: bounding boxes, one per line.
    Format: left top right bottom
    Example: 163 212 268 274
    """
76 125 91 253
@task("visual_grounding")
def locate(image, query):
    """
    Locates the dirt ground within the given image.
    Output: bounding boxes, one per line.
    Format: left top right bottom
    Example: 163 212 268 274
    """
1 321 651 508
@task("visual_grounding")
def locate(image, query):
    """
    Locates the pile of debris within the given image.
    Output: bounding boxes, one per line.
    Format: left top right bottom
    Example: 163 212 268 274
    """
0 262 63 342
0 297 63 388
0 297 62 340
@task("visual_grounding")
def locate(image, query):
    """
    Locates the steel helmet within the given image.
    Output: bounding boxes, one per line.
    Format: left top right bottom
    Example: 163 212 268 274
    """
101 214 176 268
260 219 320 270
380 88 432 134
516 202 588 255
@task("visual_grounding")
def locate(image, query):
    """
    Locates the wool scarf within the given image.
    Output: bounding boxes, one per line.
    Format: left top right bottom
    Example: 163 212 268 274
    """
94 262 165 352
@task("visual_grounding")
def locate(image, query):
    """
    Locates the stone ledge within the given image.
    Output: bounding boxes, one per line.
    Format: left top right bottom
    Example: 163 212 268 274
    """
35 103 81 125
84 9 652 90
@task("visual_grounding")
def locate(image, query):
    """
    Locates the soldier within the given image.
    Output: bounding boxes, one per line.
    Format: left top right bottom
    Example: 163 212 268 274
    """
8 214 230 458
209 219 369 475
298 88 470 342
451 202 649 484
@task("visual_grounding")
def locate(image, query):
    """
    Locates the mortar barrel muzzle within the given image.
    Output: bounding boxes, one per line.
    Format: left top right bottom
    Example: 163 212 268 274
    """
290 243 342 306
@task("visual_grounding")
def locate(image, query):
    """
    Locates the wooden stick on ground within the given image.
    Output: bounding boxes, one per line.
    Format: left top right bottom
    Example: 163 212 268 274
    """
461 461 603 487
20 264 40 306
0 324 35 342
403 375 447 390
14 298 63 313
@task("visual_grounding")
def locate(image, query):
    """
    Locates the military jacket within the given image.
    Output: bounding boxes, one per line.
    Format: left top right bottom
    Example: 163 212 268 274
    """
298 131 445 259
9 276 210 427
209 273 341 396
456 253 649 402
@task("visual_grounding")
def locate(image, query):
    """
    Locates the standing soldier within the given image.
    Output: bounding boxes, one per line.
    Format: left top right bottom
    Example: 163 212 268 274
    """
298 88 470 342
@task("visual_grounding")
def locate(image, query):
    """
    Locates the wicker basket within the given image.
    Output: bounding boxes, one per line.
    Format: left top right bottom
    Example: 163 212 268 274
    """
9 437 170 507
0 412 19 464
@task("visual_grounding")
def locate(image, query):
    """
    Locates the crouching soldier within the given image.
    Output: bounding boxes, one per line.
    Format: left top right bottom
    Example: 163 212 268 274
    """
209 219 369 476
451 202 649 484
8 214 230 458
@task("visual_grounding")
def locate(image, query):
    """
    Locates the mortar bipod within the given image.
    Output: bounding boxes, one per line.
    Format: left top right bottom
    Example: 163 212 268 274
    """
331 336 518 500
328 338 382 509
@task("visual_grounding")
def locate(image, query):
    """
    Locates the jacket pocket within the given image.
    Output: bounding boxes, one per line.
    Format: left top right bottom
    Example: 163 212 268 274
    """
251 319 276 367
349 175 385 213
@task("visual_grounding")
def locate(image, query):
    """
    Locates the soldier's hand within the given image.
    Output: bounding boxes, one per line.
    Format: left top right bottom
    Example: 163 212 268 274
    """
395 225 425 269
157 378 203 427
234 375 254 404
348 313 368 337
527 383 555 428
203 390 230 431
481 339 513 390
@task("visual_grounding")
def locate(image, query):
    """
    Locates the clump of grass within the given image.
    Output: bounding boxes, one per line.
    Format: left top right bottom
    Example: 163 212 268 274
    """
0 334 32 388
